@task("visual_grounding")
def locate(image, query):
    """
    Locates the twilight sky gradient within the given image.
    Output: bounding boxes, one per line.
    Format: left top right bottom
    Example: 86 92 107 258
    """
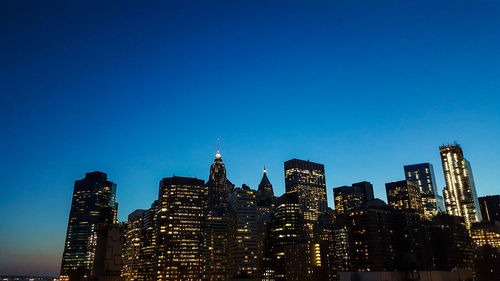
1 0 499 276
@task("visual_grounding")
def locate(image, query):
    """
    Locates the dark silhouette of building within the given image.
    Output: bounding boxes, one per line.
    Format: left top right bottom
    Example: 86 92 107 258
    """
284 159 327 238
404 163 444 218
92 223 126 281
385 180 423 215
333 181 374 214
60 172 118 281
479 195 500 223
156 176 206 281
440 143 482 228
256 169 275 278
284 243 326 281
206 149 235 209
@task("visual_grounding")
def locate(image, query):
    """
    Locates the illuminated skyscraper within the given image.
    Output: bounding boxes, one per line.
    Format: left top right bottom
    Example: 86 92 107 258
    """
202 149 234 281
333 181 374 214
60 171 118 281
404 163 444 218
440 144 482 228
156 176 206 281
284 159 327 236
385 180 423 215
256 168 275 277
122 210 146 281
227 184 258 279
264 191 306 280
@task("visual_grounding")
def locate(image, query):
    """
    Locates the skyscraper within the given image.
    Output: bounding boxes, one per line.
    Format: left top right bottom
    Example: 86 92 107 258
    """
478 195 500 222
284 159 327 236
333 181 374 214
256 168 275 277
206 149 235 209
60 171 118 281
440 144 482 228
385 180 423 215
227 184 258 279
122 210 146 281
404 163 444 218
156 176 206 281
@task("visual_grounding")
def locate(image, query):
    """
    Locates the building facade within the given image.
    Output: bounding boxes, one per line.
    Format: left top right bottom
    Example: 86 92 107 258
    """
156 176 206 281
333 181 374 214
404 163 443 218
478 195 500 223
60 171 118 281
385 180 423 215
440 144 482 228
284 159 327 237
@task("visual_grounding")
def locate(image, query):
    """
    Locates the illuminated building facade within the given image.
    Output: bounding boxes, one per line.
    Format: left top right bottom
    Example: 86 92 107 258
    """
478 195 500 222
284 159 327 237
227 185 258 279
471 221 500 249
333 181 374 214
138 200 159 281
440 144 482 228
156 176 206 281
264 191 306 280
202 150 234 281
60 171 118 281
122 210 146 281
404 163 444 218
284 243 326 281
385 180 423 215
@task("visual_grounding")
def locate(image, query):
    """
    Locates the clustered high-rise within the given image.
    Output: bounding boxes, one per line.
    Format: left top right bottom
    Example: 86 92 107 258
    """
60 143 500 281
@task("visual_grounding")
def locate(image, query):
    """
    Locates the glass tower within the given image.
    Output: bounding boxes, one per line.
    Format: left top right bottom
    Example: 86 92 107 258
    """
440 144 482 229
404 163 443 219
60 171 117 281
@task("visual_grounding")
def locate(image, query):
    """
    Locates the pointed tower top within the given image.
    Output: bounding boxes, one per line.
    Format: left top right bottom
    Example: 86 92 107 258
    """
263 166 267 174
215 138 222 160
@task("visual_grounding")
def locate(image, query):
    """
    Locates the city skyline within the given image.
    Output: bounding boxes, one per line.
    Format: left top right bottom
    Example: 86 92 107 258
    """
1 0 500 278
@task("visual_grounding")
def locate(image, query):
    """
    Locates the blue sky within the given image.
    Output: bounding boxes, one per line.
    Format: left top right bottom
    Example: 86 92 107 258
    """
1 0 499 276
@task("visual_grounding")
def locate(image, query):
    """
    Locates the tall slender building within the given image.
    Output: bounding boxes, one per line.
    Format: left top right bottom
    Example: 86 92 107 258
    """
440 144 482 228
202 148 234 281
60 171 118 281
122 210 146 281
156 176 206 281
227 185 258 279
284 159 327 237
256 168 275 277
404 163 444 218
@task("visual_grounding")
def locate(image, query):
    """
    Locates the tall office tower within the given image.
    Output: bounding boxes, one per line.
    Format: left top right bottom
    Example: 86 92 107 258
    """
333 181 374 214
479 195 500 222
264 191 307 281
284 159 327 236
385 180 423 214
206 149 235 208
122 210 146 281
60 171 118 281
201 208 228 281
156 176 206 281
227 185 258 279
256 169 275 277
404 163 442 219
440 144 482 228
139 201 159 281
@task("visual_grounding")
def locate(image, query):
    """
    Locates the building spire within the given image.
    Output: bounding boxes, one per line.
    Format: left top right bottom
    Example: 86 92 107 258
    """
215 138 222 160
